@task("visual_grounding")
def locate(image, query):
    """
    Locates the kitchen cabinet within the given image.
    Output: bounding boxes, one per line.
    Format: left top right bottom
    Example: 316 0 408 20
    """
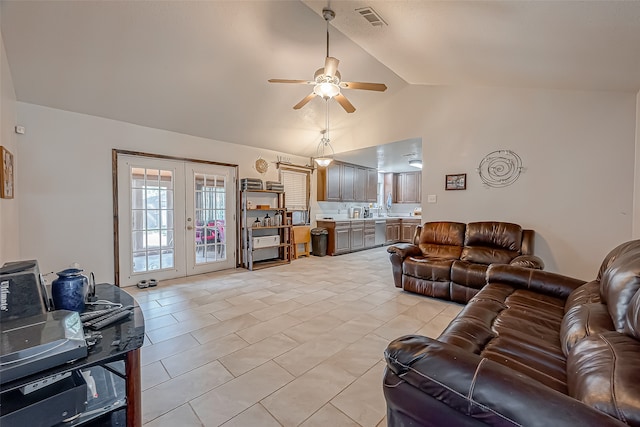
316 219 383 255
341 164 355 201
385 219 401 244
350 220 365 250
335 222 351 254
395 172 421 203
383 172 421 204
401 219 421 243
364 221 376 248
324 162 342 201
317 160 378 202
367 169 378 202
354 167 367 202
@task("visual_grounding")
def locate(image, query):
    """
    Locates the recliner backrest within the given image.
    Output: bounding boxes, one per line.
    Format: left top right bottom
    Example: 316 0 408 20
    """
599 240 640 332
460 222 523 265
418 222 466 259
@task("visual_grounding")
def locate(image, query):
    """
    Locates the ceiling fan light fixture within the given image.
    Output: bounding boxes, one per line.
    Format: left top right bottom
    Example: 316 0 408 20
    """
314 82 340 98
409 159 423 169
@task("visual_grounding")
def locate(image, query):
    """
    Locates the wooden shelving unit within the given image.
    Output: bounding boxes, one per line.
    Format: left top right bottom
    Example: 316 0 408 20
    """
240 190 292 271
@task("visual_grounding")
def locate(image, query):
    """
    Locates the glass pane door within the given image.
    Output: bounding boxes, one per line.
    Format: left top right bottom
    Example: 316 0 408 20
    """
194 173 226 263
186 164 236 275
131 167 175 273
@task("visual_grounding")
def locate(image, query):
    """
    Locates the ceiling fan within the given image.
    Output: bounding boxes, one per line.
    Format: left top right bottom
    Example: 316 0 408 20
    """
268 7 387 113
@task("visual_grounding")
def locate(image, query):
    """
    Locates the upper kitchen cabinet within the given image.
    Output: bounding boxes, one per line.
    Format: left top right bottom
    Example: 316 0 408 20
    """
317 160 377 203
318 162 341 201
396 171 421 203
342 163 356 201
366 169 377 203
384 171 422 204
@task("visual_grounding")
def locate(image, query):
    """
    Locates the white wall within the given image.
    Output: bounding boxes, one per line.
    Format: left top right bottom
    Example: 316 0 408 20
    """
0 31 20 265
634 90 640 239
16 103 311 283
345 85 637 280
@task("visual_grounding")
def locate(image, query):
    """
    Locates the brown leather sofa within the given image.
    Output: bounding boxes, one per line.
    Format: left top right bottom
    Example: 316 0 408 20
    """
388 221 544 303
383 239 640 427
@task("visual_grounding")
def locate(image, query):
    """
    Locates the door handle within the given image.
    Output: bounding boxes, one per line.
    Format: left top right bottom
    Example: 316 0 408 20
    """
187 225 193 230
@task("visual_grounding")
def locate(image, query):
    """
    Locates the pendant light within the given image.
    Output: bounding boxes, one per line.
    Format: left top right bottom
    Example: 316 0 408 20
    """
314 100 335 167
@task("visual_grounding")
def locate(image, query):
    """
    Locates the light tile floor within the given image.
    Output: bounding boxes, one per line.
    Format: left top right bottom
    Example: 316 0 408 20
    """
129 246 463 427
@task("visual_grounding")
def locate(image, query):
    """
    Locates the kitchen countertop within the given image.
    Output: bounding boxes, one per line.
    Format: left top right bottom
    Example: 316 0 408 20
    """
317 216 422 222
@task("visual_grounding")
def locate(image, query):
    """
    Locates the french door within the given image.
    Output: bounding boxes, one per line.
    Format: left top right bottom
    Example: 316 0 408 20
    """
117 154 236 287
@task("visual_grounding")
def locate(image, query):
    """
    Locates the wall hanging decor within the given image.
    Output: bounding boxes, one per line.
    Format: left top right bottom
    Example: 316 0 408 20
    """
254 157 270 175
445 173 466 190
477 150 523 188
1 146 14 199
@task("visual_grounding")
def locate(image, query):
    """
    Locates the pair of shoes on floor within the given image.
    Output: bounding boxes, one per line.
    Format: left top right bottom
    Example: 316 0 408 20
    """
136 279 157 289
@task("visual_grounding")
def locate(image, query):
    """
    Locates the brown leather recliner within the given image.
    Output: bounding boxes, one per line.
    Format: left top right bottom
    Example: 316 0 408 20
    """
383 239 640 427
388 221 544 303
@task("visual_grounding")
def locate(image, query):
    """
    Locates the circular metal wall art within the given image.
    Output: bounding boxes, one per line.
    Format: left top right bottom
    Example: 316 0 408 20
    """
477 150 523 188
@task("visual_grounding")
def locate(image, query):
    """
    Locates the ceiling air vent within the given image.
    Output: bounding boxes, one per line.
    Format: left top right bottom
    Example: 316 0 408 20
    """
355 7 387 27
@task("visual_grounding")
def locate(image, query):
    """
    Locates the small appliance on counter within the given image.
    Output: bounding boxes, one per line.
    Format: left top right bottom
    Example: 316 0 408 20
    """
413 207 422 216
348 207 363 218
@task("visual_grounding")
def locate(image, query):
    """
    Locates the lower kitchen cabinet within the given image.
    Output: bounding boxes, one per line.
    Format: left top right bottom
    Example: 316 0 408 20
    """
350 221 365 251
385 219 401 244
364 221 376 248
401 219 421 243
334 222 351 255
316 218 421 255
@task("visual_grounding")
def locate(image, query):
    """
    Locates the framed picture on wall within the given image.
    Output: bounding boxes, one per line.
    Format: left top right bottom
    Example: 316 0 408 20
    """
445 173 466 191
1 146 14 199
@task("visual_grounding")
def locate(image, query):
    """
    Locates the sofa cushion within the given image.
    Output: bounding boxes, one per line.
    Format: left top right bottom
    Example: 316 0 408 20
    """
418 222 466 259
567 331 640 427
451 260 488 289
404 257 454 281
460 222 523 265
600 247 640 332
464 222 523 250
460 246 518 265
402 276 451 300
560 303 615 356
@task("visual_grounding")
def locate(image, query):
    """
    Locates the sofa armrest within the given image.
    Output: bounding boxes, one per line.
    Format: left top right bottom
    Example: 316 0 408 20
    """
487 264 586 299
510 254 545 270
387 243 422 259
384 335 627 427
387 244 422 288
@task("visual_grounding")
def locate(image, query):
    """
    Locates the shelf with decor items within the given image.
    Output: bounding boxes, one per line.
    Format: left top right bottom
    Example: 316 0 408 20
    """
240 189 292 271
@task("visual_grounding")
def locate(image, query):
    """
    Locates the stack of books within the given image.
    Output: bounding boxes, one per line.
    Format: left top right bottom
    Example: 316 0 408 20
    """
265 181 284 192
241 178 263 191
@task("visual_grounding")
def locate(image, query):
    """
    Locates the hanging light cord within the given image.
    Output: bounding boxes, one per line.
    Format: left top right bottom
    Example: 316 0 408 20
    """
324 100 330 144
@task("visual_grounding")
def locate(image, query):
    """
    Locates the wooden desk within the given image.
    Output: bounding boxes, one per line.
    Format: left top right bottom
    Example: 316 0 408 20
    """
0 284 145 427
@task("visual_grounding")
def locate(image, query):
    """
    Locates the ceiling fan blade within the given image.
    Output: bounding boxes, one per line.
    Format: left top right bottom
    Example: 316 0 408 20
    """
268 79 313 85
340 81 388 92
293 93 317 110
335 93 356 113
324 57 339 78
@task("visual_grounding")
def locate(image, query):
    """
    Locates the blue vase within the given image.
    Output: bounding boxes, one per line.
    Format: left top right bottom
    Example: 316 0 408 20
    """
51 268 88 312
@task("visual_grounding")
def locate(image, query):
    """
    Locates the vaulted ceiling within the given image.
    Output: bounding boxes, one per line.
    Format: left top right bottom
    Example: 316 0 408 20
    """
3 1 640 159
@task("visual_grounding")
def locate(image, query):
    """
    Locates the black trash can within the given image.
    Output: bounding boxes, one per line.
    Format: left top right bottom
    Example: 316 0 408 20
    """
311 227 328 256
